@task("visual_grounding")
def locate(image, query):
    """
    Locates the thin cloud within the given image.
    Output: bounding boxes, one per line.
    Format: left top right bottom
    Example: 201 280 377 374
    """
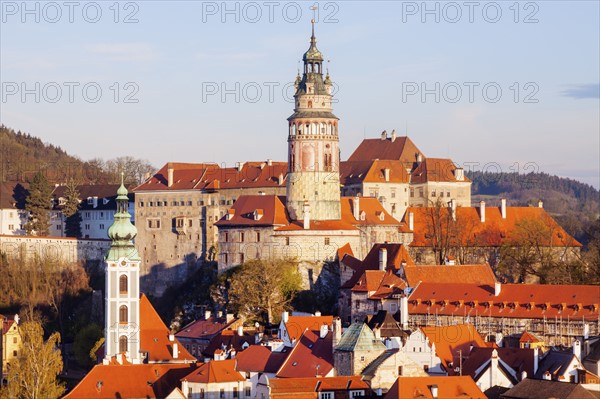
561 83 600 99
86 43 159 62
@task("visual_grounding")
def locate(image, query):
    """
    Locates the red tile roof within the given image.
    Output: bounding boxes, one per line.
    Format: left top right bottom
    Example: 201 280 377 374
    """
403 264 497 287
139 295 196 362
403 205 581 247
421 324 488 370
337 243 354 261
203 329 257 358
411 158 469 183
234 345 288 373
284 316 334 342
134 161 287 192
0 182 27 209
175 317 238 340
181 359 245 384
63 363 199 399
216 195 290 227
385 376 486 399
408 282 600 321
276 329 334 378
269 376 369 398
347 136 423 164
340 160 410 185
461 347 536 381
519 331 543 344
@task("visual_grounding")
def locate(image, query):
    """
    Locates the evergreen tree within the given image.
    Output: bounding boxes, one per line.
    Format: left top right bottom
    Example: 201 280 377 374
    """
63 180 82 238
24 172 52 236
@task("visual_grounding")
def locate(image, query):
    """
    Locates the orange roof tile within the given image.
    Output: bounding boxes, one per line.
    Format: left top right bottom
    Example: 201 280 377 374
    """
403 264 497 287
404 205 581 248
235 345 288 373
269 376 369 397
139 295 196 362
411 158 469 183
276 329 333 378
284 316 334 342
215 195 290 227
385 376 486 399
519 331 543 344
347 136 423 164
340 197 401 226
337 243 354 261
63 363 199 399
181 359 245 384
408 282 600 322
421 324 488 370
340 160 410 185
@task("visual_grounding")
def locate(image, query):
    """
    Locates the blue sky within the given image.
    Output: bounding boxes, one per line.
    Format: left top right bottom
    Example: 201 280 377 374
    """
1 1 599 188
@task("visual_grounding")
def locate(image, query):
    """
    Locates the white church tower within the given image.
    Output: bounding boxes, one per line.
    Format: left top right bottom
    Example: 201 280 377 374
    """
103 175 142 364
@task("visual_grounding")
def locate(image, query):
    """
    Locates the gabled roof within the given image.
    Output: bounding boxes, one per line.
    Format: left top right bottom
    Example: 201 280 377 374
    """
403 264 497 287
461 347 536 383
410 158 469 183
501 378 597 399
139 295 196 362
0 182 27 209
408 282 600 321
366 311 408 339
519 331 543 344
135 161 287 192
276 329 333 378
340 160 410 185
284 315 334 343
203 329 256 358
181 359 245 384
352 270 407 300
234 345 288 373
215 195 290 227
334 322 386 353
347 136 423 164
63 363 199 399
404 205 581 247
385 376 486 399
421 324 488 371
175 316 238 340
534 350 578 380
336 243 354 261
268 375 369 398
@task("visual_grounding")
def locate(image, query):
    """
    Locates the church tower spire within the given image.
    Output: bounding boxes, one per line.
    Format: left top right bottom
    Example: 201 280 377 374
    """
286 22 341 221
104 174 142 364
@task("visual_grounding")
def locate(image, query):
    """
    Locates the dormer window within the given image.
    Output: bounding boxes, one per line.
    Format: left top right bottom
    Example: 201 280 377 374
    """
87 198 93 205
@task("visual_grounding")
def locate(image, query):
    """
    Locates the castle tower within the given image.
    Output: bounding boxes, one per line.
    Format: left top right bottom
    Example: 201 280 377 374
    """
103 175 141 364
286 21 341 221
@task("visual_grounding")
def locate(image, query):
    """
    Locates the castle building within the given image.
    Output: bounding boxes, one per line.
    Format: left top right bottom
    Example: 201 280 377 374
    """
215 24 407 280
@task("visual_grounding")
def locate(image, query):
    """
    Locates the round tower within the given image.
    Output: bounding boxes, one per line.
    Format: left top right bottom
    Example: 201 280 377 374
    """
286 21 341 221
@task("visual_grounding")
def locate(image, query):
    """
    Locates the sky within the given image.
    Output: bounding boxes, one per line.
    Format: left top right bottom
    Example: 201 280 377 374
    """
1 1 599 188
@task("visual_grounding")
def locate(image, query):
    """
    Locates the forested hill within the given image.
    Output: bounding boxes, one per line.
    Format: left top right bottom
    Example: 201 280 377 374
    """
0 125 154 184
468 170 599 246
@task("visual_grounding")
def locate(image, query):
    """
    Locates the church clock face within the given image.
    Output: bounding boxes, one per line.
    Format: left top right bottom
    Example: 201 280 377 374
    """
121 260 127 266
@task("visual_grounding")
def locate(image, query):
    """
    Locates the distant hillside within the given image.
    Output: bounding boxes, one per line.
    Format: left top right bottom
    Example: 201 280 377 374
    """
468 170 599 246
0 125 154 185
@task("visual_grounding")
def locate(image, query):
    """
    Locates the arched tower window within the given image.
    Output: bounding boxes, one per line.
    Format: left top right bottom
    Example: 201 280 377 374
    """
119 335 128 353
119 305 128 323
119 275 128 294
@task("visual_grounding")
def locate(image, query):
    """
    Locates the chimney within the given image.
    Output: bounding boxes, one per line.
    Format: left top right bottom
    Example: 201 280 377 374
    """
303 201 310 230
236 162 244 172
381 130 387 140
169 334 175 342
538 200 543 208
430 385 438 399
494 281 501 297
205 310 211 320
353 196 360 220
584 323 590 339
454 167 465 181
226 313 234 323
543 371 551 380
267 159 273 166
373 327 381 339
282 311 289 323
521 371 527 381
450 199 457 221
500 198 507 219
167 163 174 187
172 343 179 359
416 152 423 163
319 323 328 339
333 317 341 348
408 212 414 231
181 380 189 397
480 201 486 223
217 311 223 318
278 173 284 186
314 311 322 317
400 296 409 329
391 129 397 142
533 347 539 374
237 326 244 337
379 248 388 271
490 349 499 388
384 168 390 182
573 339 581 360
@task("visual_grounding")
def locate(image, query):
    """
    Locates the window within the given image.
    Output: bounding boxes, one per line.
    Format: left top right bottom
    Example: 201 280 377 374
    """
447 191 450 197
99 224 105 230
431 190 436 197
119 275 128 294
233 387 238 398
391 190 396 198
398 366 403 375
8 224 14 230
188 219 192 227
351 392 364 398
85 224 90 230
410 188 414 198
320 393 332 399
256 231 261 242
220 389 225 398
245 387 251 397
119 335 128 353
324 237 330 245
355 300 360 309
225 232 229 242
391 204 396 214
240 232 245 242
360 356 365 361
13 350 17 357
424 365 429 372
188 387 193 397
187 201 192 206
200 389 205 399
13 337 17 344
419 189 424 198
286 237 290 246
119 305 128 323
239 253 244 264
439 191 444 197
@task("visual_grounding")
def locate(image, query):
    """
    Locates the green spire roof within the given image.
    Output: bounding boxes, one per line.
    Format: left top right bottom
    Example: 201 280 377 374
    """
106 174 139 261
334 322 387 352
303 19 323 62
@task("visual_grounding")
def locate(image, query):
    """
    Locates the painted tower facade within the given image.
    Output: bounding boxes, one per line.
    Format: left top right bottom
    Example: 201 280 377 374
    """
286 22 341 221
104 177 142 364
